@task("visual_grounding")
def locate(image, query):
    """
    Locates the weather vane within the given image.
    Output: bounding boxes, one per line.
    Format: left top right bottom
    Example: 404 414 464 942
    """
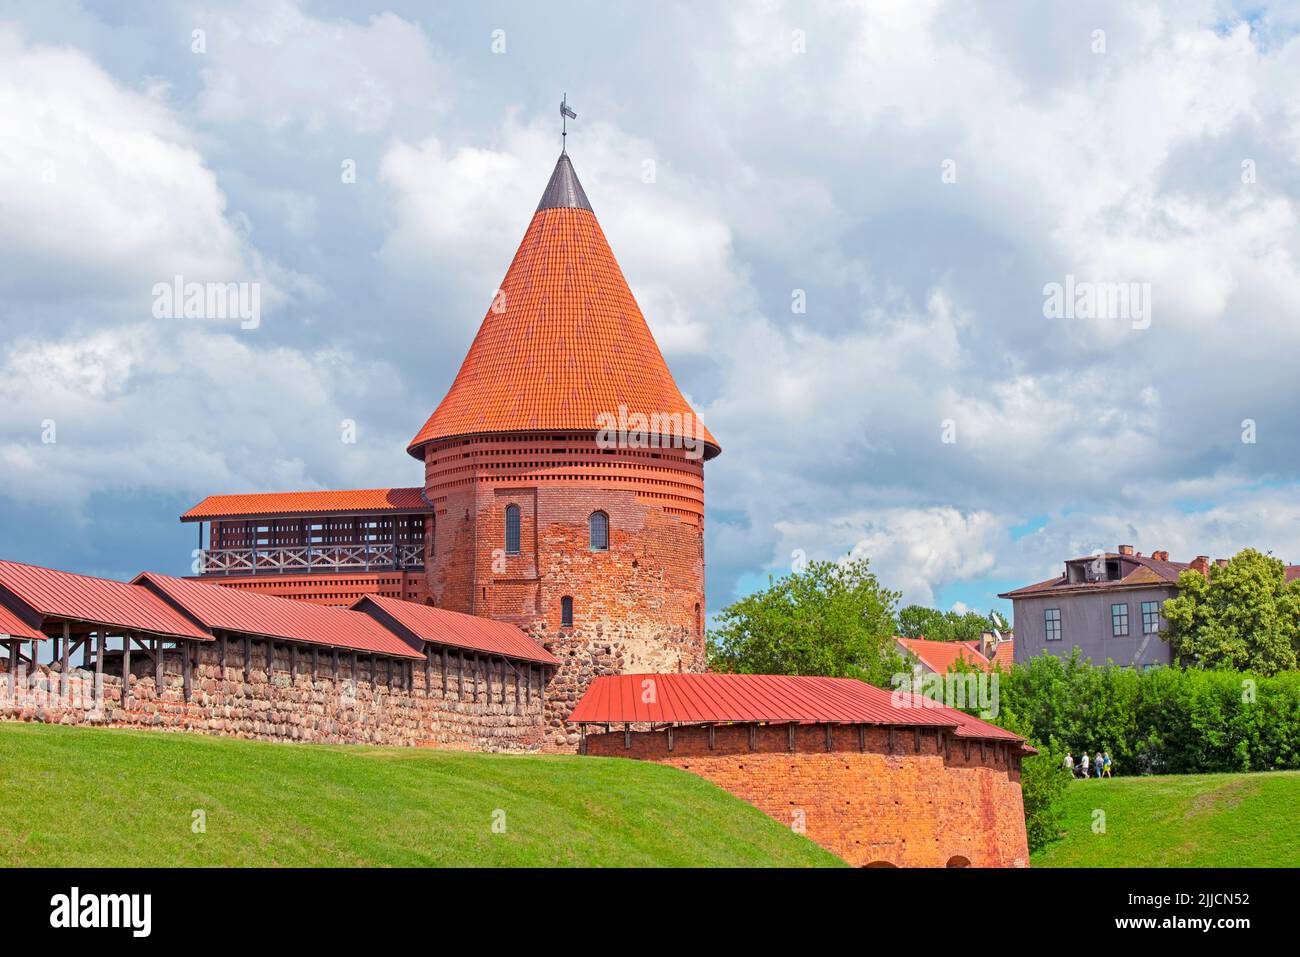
560 93 577 153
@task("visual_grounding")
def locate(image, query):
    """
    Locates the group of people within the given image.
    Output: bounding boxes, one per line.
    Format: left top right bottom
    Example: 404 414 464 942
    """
1063 750 1113 778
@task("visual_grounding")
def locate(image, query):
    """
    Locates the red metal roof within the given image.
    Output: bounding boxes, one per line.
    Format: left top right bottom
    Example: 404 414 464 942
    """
896 636 994 674
181 487 427 521
134 573 423 659
0 602 43 641
407 154 718 459
0 559 210 640
568 673 1023 744
351 594 558 665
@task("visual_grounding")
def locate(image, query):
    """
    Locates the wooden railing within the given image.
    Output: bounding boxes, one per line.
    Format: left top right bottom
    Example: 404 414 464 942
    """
199 543 424 575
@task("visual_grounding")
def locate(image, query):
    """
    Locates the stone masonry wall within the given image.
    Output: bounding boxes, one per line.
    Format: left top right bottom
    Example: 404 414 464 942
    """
586 723 1030 867
0 640 545 751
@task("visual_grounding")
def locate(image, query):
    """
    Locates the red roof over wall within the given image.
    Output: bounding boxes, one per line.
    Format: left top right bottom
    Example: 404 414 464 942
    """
0 602 43 641
407 154 717 459
181 487 427 521
351 594 557 665
568 673 1024 744
0 559 210 640
134 573 424 659
0 557 554 667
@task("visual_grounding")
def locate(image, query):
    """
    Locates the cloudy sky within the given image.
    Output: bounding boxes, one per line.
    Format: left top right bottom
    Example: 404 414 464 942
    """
2 0 1299 621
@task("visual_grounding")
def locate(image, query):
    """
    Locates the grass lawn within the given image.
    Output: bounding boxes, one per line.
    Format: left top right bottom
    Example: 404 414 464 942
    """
1032 770 1300 867
0 723 842 867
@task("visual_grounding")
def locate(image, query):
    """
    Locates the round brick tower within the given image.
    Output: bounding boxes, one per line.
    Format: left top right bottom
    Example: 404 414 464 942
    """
407 151 720 748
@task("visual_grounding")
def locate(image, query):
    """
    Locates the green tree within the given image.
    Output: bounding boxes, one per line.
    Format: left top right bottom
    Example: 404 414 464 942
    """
708 558 906 686
1162 548 1300 676
897 604 1001 643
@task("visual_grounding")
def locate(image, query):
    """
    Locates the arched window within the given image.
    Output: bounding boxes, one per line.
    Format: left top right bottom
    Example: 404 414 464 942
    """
589 511 609 551
561 596 574 628
504 504 521 555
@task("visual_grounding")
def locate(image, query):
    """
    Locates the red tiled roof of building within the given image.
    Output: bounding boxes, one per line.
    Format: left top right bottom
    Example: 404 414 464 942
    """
407 153 718 459
897 636 993 673
568 673 1025 745
988 639 1015 668
134 572 424 659
0 559 211 640
180 487 427 521
957 638 1015 669
0 601 43 641
350 594 558 665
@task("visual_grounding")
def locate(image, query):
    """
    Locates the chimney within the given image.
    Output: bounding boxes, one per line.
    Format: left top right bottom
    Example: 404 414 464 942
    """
1216 558 1229 568
1117 544 1134 556
1152 550 1169 561
1191 555 1211 576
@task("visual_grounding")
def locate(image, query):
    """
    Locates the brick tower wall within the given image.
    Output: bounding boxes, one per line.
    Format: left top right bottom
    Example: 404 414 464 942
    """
586 723 1030 868
423 433 708 749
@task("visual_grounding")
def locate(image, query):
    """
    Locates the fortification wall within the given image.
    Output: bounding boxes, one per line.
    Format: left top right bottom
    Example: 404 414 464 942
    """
0 642 545 751
585 723 1030 867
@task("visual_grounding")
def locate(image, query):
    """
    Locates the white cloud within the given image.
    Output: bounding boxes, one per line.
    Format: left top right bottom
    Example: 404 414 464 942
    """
0 22 402 517
193 0 450 133
0 324 409 507
768 506 1002 606
0 25 264 308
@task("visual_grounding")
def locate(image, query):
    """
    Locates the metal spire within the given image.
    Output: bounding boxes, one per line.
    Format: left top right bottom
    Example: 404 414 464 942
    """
560 93 577 154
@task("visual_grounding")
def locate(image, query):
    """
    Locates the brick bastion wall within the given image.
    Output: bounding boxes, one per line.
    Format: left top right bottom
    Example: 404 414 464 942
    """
0 640 545 751
585 722 1030 867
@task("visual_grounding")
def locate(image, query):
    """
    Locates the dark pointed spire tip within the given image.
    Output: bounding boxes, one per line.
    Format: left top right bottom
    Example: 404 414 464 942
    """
536 152 593 212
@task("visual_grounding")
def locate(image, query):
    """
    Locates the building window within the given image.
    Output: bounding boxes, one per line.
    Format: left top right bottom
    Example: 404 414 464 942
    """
1044 608 1062 641
1141 600 1161 634
504 504 520 555
1110 603 1129 637
589 511 609 551
561 596 574 628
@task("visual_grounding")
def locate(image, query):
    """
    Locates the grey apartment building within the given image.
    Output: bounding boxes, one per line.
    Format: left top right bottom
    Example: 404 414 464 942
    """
999 545 1218 669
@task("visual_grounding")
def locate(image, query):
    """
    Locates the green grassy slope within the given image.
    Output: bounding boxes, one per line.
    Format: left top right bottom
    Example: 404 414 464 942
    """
0 723 841 867
1033 770 1300 867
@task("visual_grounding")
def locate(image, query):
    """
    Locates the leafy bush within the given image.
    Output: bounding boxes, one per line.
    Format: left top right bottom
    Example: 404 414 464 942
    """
996 651 1300 775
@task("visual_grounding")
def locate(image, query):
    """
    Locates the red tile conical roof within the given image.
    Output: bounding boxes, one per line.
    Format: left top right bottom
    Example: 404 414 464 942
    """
407 153 719 459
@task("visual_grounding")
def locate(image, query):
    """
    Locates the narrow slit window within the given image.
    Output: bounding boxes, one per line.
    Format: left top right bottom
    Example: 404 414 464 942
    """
561 596 574 628
504 504 521 555
589 511 609 551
